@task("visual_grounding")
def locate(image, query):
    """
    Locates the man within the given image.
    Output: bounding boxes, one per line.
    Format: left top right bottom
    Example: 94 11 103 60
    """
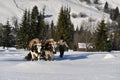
58 39 68 58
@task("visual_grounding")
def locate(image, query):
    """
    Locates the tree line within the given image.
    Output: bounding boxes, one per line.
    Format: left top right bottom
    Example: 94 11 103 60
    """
0 5 120 51
0 6 74 49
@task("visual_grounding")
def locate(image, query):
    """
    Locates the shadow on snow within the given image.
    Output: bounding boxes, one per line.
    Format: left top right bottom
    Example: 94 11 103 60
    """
54 53 94 61
0 58 27 62
0 52 113 61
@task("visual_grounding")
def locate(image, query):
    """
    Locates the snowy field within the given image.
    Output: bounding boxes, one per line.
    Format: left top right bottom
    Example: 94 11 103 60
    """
0 47 120 80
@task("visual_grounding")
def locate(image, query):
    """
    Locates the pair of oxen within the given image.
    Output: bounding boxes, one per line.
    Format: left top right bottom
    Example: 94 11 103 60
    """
25 38 57 61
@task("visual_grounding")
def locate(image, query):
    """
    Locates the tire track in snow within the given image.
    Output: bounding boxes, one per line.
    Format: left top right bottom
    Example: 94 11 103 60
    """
13 0 24 11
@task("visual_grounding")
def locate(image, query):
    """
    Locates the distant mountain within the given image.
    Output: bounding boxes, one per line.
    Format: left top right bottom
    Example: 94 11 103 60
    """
0 0 120 30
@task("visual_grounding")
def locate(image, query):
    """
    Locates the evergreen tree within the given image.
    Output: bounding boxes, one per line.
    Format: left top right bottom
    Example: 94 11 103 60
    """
51 20 56 39
45 24 50 39
113 7 119 20
94 0 99 4
27 10 32 41
110 7 120 20
0 23 3 46
104 2 108 10
17 6 46 49
2 21 11 49
31 6 39 39
17 10 30 49
94 20 111 51
104 2 109 13
113 31 120 50
112 22 120 50
30 6 46 40
56 7 74 49
56 6 64 40
37 13 45 39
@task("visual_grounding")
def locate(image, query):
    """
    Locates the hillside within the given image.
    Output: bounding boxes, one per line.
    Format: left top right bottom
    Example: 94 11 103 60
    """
0 0 120 29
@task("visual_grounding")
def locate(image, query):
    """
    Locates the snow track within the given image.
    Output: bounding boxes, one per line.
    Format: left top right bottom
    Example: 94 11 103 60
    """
13 0 24 11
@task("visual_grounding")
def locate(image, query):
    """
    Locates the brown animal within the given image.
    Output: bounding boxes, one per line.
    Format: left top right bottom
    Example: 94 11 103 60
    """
30 42 42 61
44 41 55 61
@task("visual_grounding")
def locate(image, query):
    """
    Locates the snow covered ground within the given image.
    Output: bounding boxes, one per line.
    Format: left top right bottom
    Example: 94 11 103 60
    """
0 47 120 80
0 1 120 79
